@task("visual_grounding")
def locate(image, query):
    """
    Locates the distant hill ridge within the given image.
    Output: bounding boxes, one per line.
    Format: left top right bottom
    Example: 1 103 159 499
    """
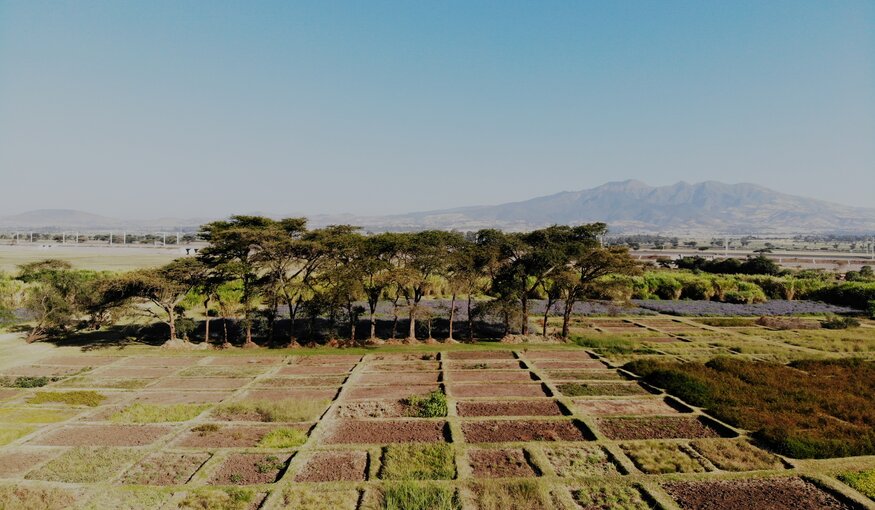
3 181 875 234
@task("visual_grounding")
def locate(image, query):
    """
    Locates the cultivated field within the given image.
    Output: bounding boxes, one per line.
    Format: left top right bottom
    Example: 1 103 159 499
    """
1 314 874 510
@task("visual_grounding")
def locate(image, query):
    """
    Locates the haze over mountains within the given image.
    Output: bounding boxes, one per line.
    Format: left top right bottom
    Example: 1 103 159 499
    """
3 181 875 234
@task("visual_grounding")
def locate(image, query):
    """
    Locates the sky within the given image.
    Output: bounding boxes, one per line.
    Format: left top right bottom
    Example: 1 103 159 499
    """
0 1 873 218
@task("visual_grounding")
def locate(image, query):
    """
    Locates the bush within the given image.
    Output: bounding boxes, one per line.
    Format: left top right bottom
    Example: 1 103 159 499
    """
405 391 448 418
821 315 861 330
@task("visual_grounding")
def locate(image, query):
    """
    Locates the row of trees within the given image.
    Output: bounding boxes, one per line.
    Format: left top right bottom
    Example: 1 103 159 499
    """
9 217 639 346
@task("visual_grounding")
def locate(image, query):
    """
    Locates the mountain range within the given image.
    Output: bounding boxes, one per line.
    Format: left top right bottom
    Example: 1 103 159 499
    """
3 181 874 234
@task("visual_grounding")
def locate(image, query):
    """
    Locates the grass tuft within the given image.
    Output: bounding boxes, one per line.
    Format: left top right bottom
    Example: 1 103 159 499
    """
111 403 209 423
25 447 139 483
380 444 455 480
405 391 448 418
380 482 460 510
257 427 308 448
472 480 552 510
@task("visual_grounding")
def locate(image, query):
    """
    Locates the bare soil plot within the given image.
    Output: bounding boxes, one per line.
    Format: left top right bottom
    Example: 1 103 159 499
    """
121 452 211 485
333 400 410 419
448 383 549 398
590 320 637 328
523 350 596 360
132 391 230 404
596 416 729 440
52 376 150 390
0 389 17 401
446 361 527 371
543 445 619 476
358 372 440 385
0 449 55 477
574 397 687 416
116 356 199 367
533 360 606 370
468 448 538 478
2 365 81 377
366 353 438 362
203 356 283 366
344 384 436 401
663 477 856 510
447 371 535 383
33 424 171 446
294 450 368 482
322 419 449 444
243 388 338 401
0 486 81 510
557 382 651 397
461 420 592 443
176 424 307 448
294 355 361 365
278 365 352 376
150 377 249 390
456 400 565 417
209 453 291 485
363 361 441 372
38 356 118 367
95 366 178 378
254 376 346 387
445 351 516 360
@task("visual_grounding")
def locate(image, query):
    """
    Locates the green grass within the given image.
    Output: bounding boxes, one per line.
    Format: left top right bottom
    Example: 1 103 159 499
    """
839 468 875 500
0 486 78 510
472 480 553 510
215 398 329 422
380 444 455 480
0 425 36 446
283 488 360 510
25 447 140 483
379 482 460 510
572 482 655 510
28 390 106 407
177 488 258 510
110 403 209 423
257 427 308 448
0 407 75 424
405 391 448 418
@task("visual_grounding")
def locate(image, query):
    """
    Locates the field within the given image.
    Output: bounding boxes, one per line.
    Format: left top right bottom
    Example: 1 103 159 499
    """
0 312 874 510
0 245 182 272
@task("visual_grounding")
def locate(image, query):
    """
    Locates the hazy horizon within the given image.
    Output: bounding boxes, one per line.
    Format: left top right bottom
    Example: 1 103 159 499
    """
1 1 873 218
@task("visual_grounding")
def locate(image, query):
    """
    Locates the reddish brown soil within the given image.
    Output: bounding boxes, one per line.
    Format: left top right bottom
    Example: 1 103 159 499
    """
574 398 685 416
596 416 726 440
294 355 361 365
254 376 347 387
0 450 54 477
456 400 565 417
447 371 534 383
96 366 179 378
557 382 651 397
358 372 440 385
663 477 855 510
38 355 118 367
243 388 338 401
177 424 306 448
133 391 231 404
333 400 409 419
209 453 291 485
3 365 81 377
322 420 448 444
294 450 368 482
344 385 437 401
468 448 537 478
0 389 18 401
444 360 525 370
34 424 171 446
461 420 592 443
117 356 200 367
203 356 282 366
278 365 352 376
448 383 548 398
122 452 211 485
151 377 249 390
367 354 438 362
363 361 441 372
445 351 516 360
534 360 607 370
523 351 596 360
545 370 622 381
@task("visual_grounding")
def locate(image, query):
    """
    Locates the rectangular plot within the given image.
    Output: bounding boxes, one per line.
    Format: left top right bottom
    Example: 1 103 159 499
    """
448 383 549 398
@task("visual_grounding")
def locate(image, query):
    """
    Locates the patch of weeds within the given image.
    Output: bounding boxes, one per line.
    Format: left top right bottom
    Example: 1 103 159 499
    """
467 363 488 369
192 423 220 434
177 488 258 510
380 443 455 480
572 482 655 510
282 488 359 510
26 446 139 483
0 425 36 445
405 391 448 418
177 366 264 377
689 439 783 471
0 376 57 388
0 485 78 510
557 382 646 397
420 354 437 361
472 480 552 510
620 442 707 474
111 403 209 423
0 407 74 424
255 454 285 473
821 316 861 330
215 398 328 422
839 468 875 500
56 377 148 390
544 446 619 477
80 487 170 510
228 473 244 484
257 427 308 448
379 482 460 510
28 390 106 407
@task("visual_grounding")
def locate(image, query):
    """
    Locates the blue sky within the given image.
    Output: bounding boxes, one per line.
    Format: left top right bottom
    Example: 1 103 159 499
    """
0 1 872 218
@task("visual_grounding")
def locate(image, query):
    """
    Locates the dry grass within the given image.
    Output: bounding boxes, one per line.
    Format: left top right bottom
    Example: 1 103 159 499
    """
0 425 36 445
380 444 456 480
543 446 619 477
214 399 329 422
689 439 783 471
110 403 209 423
25 447 140 483
472 480 554 510
283 488 359 510
28 390 106 407
620 442 707 474
0 486 78 510
572 482 654 510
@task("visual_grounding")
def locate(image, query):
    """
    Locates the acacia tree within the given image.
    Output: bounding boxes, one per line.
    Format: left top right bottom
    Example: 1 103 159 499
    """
444 235 480 341
357 233 397 342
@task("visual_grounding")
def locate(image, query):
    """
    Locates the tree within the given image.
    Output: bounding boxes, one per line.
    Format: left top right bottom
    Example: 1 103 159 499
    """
357 233 398 341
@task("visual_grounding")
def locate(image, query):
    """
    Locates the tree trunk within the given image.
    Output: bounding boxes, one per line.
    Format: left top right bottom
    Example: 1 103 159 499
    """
407 305 416 340
222 317 230 347
542 298 554 337
467 294 474 342
448 293 456 341
562 299 574 340
370 311 377 339
167 307 177 340
390 299 399 339
520 292 529 335
203 297 211 344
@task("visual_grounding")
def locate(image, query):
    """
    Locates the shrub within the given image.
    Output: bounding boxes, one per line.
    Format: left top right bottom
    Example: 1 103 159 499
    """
0 376 54 388
405 391 447 418
821 315 861 330
755 316 820 330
